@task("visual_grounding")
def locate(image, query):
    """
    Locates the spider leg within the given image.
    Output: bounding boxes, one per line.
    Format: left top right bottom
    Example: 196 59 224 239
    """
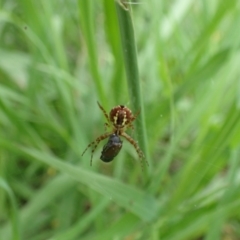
132 108 141 121
104 122 110 132
128 123 135 136
128 108 140 139
121 132 149 170
128 109 140 135
97 101 110 123
82 132 112 166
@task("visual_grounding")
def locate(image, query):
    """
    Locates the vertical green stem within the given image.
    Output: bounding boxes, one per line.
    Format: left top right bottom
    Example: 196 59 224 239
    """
115 1 151 174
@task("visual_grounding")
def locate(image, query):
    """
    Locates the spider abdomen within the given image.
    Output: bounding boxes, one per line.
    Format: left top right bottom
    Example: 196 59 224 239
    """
109 105 133 128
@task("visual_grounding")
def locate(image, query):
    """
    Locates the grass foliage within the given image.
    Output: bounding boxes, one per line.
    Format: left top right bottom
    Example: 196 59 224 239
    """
1 0 240 239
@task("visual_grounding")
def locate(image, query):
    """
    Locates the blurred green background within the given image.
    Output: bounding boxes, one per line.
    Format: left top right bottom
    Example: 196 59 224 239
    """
1 0 240 239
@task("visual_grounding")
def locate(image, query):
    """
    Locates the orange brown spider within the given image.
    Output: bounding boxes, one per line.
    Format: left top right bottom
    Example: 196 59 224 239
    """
81 101 148 168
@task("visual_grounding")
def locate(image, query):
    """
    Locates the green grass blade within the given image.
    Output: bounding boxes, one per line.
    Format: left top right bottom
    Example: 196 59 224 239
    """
15 145 158 222
0 178 20 240
115 2 150 173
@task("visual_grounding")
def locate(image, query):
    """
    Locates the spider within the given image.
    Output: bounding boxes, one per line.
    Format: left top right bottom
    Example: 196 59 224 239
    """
100 134 123 162
81 101 148 168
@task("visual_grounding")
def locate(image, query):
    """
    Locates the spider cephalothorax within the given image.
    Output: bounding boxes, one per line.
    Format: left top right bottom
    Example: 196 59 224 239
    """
81 102 148 168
